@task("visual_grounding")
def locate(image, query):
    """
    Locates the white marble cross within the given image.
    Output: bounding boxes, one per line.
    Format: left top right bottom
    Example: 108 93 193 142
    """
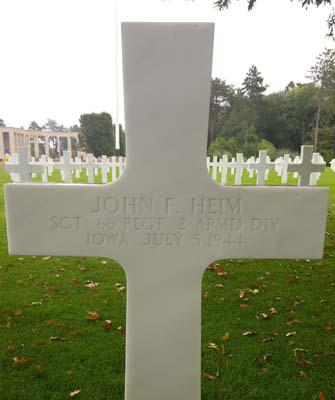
331 159 335 173
248 150 276 185
4 23 329 400
5 147 45 183
288 146 326 186
59 151 73 184
281 154 291 184
101 155 108 184
220 154 229 184
84 154 96 184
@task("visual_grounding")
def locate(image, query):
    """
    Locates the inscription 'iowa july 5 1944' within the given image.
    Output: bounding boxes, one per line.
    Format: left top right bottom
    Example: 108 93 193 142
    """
49 196 281 248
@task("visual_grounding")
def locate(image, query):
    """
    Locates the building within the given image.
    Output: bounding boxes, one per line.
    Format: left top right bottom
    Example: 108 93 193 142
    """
0 127 79 159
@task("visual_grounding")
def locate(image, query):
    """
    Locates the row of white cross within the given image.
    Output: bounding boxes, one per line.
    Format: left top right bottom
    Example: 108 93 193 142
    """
207 147 329 186
4 145 333 187
5 148 126 184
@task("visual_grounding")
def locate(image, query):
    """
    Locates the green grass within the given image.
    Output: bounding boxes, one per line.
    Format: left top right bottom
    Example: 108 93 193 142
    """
0 168 334 399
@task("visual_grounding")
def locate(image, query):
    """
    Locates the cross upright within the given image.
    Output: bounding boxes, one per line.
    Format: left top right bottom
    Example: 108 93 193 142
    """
4 23 329 400
248 150 276 185
288 145 326 186
5 147 45 183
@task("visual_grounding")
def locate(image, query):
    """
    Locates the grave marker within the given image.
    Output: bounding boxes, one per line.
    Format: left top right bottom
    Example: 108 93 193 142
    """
288 145 326 186
4 23 329 400
248 150 276 185
5 147 44 183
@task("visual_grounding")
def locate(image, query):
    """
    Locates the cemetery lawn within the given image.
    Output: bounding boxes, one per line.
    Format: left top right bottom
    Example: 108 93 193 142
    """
0 169 334 400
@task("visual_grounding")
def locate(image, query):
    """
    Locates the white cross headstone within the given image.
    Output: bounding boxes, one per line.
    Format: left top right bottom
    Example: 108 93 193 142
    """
110 156 117 181
288 145 326 186
331 159 335 173
39 155 48 183
309 153 324 186
7 154 20 183
60 151 73 184
234 153 245 185
248 150 276 185
47 157 54 177
5 147 44 183
247 156 256 178
101 155 108 184
84 153 96 184
220 154 228 185
74 157 82 179
281 154 291 184
4 23 329 400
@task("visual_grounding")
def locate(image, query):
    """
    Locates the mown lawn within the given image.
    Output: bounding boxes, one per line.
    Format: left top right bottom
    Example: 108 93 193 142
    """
0 167 334 400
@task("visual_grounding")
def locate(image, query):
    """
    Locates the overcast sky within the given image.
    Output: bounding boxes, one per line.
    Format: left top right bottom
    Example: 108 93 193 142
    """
0 0 333 128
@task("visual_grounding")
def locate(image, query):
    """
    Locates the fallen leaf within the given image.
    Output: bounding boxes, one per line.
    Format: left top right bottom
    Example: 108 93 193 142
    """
263 337 274 343
243 331 257 337
36 364 43 372
50 336 65 341
222 333 230 341
104 320 113 331
7 344 16 352
297 359 315 367
299 370 307 378
318 393 326 400
70 389 81 397
13 357 30 366
215 267 225 276
208 343 219 350
325 325 332 332
239 290 245 299
57 323 67 329
215 283 224 289
203 372 217 380
286 332 297 337
85 281 99 289
42 256 52 261
269 307 278 315
86 311 99 321
240 304 249 309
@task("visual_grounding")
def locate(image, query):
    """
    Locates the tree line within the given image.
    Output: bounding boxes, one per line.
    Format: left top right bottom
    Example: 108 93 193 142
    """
208 48 335 161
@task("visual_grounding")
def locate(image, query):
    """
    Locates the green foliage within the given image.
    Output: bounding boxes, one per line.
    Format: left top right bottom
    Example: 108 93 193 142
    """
257 139 277 159
213 0 334 37
318 126 335 161
28 121 42 131
207 137 237 158
242 65 268 103
79 112 115 157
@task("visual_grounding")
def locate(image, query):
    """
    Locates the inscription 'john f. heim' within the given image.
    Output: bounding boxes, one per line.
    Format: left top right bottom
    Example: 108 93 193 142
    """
90 196 242 215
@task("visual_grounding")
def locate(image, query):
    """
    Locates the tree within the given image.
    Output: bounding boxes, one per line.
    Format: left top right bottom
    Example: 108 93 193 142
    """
213 0 335 37
0 119 5 127
43 119 61 132
307 48 335 150
242 65 268 103
79 112 115 157
28 121 42 131
208 78 235 145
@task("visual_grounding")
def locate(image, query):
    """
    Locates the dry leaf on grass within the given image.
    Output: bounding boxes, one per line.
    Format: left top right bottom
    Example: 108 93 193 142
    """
13 357 30 366
86 311 99 321
70 389 81 397
104 320 113 331
203 372 217 380
243 331 257 337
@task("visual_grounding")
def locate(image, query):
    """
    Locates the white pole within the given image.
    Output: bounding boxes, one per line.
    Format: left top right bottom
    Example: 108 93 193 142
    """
114 0 120 152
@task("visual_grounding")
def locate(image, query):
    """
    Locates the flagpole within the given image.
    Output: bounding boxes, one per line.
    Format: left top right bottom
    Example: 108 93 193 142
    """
114 0 120 154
